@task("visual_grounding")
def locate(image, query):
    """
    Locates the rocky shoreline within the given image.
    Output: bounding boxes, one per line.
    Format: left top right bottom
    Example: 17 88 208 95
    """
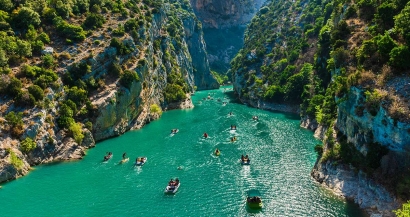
301 116 400 217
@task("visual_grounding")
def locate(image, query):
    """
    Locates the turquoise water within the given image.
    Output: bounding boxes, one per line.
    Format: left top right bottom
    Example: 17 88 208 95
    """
0 87 365 217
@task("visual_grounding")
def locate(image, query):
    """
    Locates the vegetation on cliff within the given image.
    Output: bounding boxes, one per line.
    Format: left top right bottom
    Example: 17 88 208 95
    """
231 0 410 203
0 0 212 182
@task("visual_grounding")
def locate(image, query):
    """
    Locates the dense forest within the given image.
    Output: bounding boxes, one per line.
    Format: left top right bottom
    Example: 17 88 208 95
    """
230 0 410 209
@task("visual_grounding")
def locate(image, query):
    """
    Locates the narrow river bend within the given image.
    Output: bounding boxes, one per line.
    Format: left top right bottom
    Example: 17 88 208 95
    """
0 87 365 216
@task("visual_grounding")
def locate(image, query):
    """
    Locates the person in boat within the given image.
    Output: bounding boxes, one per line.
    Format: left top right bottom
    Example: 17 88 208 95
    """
122 152 127 159
241 154 245 161
215 148 220 154
104 152 112 161
231 136 237 142
229 112 232 115
245 155 250 163
175 178 179 185
169 179 175 186
203 132 208 138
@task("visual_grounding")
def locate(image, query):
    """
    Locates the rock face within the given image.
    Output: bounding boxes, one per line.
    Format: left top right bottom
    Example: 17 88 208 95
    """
307 86 410 216
190 0 266 73
311 161 399 217
0 1 218 183
182 16 219 90
190 0 267 28
337 87 410 152
92 5 218 141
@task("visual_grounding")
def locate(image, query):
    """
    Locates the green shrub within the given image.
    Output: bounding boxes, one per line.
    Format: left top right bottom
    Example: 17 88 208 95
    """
57 116 74 129
5 111 23 128
150 104 162 116
365 89 386 116
120 70 139 89
13 7 41 29
67 86 88 106
110 38 133 55
306 94 325 116
9 150 23 170
389 45 410 69
376 33 397 59
210 71 228 85
53 17 86 42
82 13 105 29
356 39 377 65
31 40 44 54
124 19 139 32
393 201 410 217
41 54 54 68
394 2 410 43
314 144 323 156
164 84 186 103
37 32 50 44
108 61 122 77
357 0 376 21
69 122 84 144
20 137 37 153
263 85 284 102
28 85 44 101
85 121 93 130
112 25 125 36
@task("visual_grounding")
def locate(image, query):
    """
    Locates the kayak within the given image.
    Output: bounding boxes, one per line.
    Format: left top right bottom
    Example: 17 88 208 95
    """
119 158 129 164
135 157 147 166
164 182 180 194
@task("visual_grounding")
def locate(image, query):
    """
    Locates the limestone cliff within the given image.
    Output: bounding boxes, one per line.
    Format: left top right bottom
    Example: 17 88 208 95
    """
229 0 410 215
190 0 266 74
190 0 266 29
0 0 217 183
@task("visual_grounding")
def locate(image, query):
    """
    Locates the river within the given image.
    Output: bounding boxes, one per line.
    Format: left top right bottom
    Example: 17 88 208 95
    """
0 87 365 216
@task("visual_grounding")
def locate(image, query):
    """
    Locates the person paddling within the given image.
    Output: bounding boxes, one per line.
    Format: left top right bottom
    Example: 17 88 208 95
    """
122 152 127 159
203 132 208 138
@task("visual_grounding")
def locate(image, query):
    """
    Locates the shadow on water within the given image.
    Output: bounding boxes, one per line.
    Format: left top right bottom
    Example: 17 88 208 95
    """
283 112 300 121
344 200 369 217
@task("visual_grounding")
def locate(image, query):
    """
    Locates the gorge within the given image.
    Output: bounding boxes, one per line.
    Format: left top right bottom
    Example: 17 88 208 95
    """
1 0 410 216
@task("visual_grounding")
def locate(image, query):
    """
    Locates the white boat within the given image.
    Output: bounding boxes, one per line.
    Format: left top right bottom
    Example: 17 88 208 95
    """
164 181 180 194
135 157 147 166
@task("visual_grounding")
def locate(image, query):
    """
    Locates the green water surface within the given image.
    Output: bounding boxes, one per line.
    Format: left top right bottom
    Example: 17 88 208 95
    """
0 87 365 217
